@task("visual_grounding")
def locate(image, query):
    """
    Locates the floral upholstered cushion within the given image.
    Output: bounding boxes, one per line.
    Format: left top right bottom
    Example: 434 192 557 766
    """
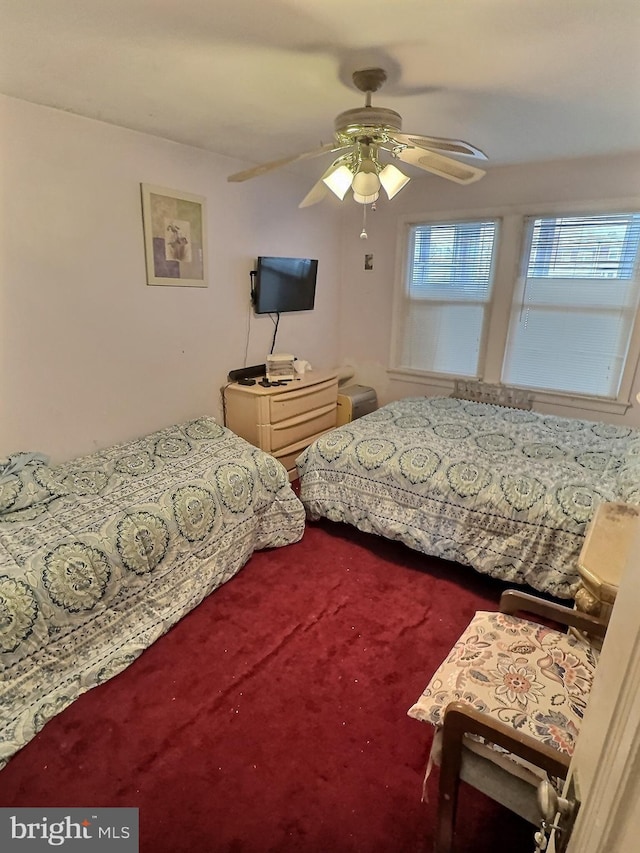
408 610 599 759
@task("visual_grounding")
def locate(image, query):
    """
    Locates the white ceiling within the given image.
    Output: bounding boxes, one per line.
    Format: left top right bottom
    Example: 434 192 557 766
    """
1 0 639 180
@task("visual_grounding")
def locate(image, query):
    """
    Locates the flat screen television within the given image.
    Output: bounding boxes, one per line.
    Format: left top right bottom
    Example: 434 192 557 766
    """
253 256 318 314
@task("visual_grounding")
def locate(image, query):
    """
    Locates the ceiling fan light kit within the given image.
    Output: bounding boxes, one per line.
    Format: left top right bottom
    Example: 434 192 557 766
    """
322 164 353 199
353 190 379 205
379 163 410 199
228 66 488 218
351 161 381 197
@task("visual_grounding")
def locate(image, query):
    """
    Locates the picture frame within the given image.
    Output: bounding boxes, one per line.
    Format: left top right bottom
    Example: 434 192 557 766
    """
141 184 208 287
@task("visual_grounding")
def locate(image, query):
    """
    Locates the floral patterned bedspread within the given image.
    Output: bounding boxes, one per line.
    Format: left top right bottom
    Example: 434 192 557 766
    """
297 397 640 599
0 418 305 768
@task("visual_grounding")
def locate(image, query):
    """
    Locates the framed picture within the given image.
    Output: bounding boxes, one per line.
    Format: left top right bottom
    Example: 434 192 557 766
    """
141 184 208 287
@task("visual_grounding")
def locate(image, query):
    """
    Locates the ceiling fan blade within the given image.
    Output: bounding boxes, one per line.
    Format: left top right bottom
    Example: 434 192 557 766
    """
394 147 486 184
299 178 330 208
391 133 487 160
227 143 349 183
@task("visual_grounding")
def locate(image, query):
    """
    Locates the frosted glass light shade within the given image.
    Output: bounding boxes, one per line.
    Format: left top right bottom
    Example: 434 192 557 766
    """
351 161 381 197
353 190 380 204
379 164 410 199
322 165 354 200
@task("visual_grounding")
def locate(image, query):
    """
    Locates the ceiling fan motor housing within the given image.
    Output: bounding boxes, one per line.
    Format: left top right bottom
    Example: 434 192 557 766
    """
351 68 388 93
334 107 403 144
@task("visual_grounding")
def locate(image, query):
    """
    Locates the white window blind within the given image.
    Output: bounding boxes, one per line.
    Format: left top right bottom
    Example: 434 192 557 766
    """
396 220 498 376
503 213 640 398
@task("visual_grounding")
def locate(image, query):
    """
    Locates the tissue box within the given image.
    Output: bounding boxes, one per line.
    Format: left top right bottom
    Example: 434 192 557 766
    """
266 353 295 382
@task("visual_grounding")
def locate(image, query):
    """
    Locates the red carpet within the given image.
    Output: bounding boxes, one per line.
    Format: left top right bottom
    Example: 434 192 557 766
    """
0 519 534 852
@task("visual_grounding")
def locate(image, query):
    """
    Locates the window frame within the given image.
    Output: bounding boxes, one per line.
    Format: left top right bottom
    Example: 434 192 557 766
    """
389 199 640 415
389 214 501 383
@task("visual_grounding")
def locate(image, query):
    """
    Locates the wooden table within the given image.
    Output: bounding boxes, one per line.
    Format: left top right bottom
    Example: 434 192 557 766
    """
576 502 640 631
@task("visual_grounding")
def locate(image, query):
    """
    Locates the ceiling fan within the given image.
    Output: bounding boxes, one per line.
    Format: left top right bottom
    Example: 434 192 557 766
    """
227 67 488 208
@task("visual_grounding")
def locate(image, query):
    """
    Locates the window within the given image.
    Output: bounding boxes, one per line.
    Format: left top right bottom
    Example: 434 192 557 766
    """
503 213 640 398
394 219 498 376
392 208 640 408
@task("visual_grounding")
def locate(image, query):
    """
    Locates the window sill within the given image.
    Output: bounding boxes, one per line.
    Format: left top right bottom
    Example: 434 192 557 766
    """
525 389 631 416
386 369 632 416
386 369 457 391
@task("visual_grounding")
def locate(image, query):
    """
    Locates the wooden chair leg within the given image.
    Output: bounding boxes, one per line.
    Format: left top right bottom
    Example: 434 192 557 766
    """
433 701 571 852
435 720 464 853
435 769 458 853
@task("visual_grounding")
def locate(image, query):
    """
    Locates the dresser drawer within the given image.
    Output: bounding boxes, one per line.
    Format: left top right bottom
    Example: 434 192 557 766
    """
268 403 337 452
274 428 336 480
269 378 337 424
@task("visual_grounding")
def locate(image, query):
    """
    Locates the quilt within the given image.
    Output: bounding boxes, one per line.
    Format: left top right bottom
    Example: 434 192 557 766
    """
297 397 640 599
0 418 305 768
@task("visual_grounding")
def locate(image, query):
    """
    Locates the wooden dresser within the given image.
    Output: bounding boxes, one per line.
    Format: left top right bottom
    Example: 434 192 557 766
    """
224 370 338 480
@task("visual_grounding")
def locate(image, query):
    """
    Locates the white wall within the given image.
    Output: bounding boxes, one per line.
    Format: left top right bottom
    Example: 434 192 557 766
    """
3 93 640 464
0 95 342 461
337 151 640 427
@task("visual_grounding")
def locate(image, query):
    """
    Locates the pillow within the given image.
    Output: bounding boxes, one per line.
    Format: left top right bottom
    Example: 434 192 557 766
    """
0 453 60 516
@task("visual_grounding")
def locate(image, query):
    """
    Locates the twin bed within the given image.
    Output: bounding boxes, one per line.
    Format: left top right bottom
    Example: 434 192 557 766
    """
297 395 640 600
0 418 305 768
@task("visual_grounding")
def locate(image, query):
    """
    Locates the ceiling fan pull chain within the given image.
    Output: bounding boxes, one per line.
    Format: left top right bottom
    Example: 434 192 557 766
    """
360 205 368 240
